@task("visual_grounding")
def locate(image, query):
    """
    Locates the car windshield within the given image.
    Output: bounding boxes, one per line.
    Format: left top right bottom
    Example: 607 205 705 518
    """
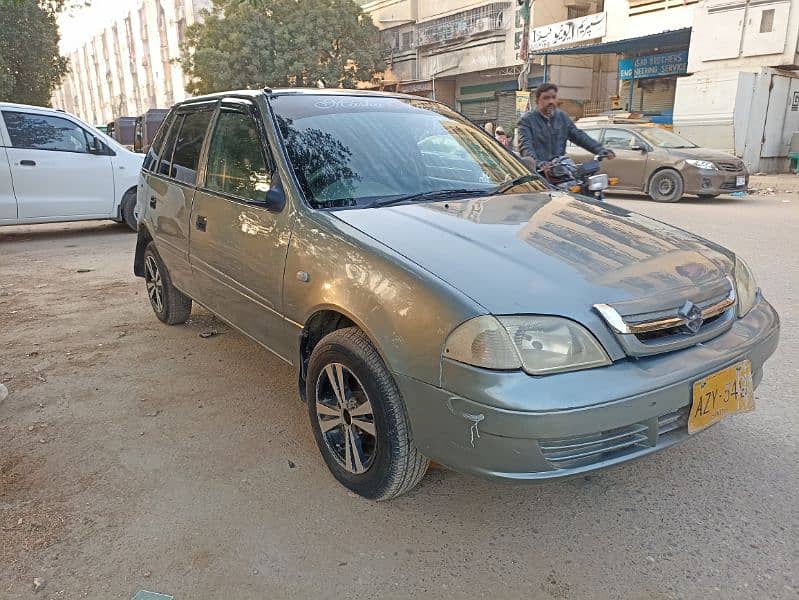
269 95 546 208
638 127 697 149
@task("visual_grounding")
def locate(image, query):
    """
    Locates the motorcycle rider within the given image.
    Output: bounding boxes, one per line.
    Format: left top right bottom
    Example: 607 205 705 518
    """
518 82 615 172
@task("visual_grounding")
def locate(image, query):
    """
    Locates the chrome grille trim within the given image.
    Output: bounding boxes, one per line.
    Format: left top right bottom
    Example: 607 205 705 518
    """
594 278 737 357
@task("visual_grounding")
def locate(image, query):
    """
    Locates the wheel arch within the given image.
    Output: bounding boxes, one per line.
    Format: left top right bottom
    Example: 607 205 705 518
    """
133 225 154 277
644 165 683 194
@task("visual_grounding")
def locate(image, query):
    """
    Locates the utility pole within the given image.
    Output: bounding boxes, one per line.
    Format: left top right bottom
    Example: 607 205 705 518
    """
517 0 532 91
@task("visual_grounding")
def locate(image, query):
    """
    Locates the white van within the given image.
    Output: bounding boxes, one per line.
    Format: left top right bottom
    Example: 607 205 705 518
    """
0 103 145 231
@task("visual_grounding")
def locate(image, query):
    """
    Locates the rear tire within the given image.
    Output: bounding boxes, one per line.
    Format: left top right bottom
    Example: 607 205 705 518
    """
121 188 138 231
648 169 684 203
143 242 192 325
306 327 429 500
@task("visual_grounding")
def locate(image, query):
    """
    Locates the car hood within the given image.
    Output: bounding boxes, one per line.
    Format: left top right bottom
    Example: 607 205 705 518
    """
333 192 735 320
662 146 741 162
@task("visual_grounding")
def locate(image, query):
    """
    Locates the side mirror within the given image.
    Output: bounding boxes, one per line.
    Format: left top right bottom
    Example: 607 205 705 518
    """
247 173 286 212
630 142 646 152
88 136 103 154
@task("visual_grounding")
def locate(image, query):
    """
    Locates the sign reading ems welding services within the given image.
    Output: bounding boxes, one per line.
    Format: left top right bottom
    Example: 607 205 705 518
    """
618 51 689 81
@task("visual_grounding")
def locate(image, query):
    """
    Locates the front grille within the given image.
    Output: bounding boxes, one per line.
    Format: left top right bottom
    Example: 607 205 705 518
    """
594 279 737 357
539 406 691 470
539 423 650 469
657 406 690 437
716 160 744 172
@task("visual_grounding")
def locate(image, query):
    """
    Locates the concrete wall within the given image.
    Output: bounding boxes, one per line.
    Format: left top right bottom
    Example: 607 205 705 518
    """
688 0 799 72
604 0 696 41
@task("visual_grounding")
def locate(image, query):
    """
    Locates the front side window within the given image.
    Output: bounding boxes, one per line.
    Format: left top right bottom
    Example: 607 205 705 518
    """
170 110 213 185
204 110 271 202
270 95 544 209
3 111 91 153
603 129 638 150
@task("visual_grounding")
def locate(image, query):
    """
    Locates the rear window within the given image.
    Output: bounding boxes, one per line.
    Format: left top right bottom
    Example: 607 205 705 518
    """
170 110 213 185
142 110 175 172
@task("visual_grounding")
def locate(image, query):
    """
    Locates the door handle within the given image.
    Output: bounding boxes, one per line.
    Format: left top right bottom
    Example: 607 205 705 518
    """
19 160 36 166
149 196 157 209
195 215 207 232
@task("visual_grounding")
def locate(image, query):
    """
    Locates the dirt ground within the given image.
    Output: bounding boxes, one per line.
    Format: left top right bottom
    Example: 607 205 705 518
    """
1 189 797 599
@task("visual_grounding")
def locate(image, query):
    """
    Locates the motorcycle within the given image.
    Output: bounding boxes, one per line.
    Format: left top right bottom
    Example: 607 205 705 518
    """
538 152 617 201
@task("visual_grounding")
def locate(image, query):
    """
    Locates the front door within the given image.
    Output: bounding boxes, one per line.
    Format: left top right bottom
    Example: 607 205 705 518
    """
189 101 294 360
1 110 114 219
600 128 649 190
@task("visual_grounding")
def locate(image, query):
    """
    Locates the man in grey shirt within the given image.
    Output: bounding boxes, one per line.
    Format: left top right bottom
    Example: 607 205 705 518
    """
518 82 614 168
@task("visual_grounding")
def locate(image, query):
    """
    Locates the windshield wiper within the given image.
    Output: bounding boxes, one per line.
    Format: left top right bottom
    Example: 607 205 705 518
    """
372 188 492 208
490 173 539 195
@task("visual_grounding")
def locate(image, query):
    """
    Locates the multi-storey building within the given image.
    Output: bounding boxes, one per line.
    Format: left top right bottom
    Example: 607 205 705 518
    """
360 0 609 130
52 0 211 125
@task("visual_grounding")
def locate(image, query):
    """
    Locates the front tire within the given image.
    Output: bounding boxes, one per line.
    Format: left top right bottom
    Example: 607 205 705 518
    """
121 188 138 231
306 327 429 500
143 243 192 325
648 169 684 203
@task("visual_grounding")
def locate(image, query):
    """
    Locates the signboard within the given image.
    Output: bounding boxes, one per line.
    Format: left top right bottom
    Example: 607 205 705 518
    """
618 51 689 81
791 90 799 112
515 91 530 118
529 12 607 52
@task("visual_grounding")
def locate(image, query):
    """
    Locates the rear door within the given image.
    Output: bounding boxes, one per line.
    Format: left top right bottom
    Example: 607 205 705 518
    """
189 98 293 359
0 114 16 221
600 128 649 190
2 110 115 218
145 103 215 294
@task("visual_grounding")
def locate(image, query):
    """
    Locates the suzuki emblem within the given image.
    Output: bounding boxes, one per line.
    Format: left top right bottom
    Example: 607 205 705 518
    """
678 301 704 334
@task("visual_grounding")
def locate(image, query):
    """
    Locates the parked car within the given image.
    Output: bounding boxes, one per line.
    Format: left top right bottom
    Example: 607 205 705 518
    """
134 89 779 500
568 122 749 202
134 108 169 154
1 102 144 230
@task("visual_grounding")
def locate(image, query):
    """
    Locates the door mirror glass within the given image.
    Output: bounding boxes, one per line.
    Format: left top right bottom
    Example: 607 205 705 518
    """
88 136 104 154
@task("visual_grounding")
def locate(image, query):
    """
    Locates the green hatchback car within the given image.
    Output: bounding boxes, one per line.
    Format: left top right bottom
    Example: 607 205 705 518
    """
134 89 779 500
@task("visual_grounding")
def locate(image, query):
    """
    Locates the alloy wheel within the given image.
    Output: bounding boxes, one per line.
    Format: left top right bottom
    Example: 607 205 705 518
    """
315 363 377 474
144 255 164 314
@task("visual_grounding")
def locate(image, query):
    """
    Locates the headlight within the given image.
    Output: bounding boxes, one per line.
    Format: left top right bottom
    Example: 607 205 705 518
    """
686 159 716 171
734 256 758 317
444 315 611 375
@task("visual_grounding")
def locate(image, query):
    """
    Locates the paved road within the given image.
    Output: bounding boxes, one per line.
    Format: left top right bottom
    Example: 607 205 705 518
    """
0 191 796 599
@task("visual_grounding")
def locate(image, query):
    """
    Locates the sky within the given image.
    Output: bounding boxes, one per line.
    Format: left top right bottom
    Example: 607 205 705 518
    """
58 0 140 54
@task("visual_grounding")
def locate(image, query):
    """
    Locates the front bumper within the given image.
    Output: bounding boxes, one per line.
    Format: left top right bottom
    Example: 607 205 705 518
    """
397 298 779 481
683 169 749 195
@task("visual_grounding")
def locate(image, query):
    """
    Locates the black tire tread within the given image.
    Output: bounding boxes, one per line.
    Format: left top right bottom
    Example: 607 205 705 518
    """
121 188 138 231
648 169 684 203
308 327 429 501
143 242 192 325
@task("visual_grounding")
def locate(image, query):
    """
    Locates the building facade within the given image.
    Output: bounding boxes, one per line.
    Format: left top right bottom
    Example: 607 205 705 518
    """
673 0 799 171
360 0 608 131
52 0 211 126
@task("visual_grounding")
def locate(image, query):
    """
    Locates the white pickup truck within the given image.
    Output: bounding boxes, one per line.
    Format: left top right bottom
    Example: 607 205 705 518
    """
0 102 145 231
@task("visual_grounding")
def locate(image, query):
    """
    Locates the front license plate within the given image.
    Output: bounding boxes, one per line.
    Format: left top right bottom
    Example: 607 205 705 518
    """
689 360 754 434
736 175 746 187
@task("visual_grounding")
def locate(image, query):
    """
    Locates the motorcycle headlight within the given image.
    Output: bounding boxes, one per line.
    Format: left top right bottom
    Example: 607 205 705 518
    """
734 256 758 317
686 159 717 171
444 315 611 375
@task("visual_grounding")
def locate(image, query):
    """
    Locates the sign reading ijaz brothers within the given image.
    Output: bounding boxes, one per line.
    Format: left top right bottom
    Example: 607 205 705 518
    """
529 12 607 51
618 51 689 80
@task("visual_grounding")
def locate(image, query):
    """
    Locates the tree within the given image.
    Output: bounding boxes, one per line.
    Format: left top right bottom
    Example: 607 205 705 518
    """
180 0 385 94
0 0 75 106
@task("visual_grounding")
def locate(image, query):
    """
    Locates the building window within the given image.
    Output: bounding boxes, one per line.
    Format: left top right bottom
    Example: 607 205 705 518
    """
514 31 522 50
567 6 590 20
415 3 507 48
401 31 413 50
760 9 775 33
